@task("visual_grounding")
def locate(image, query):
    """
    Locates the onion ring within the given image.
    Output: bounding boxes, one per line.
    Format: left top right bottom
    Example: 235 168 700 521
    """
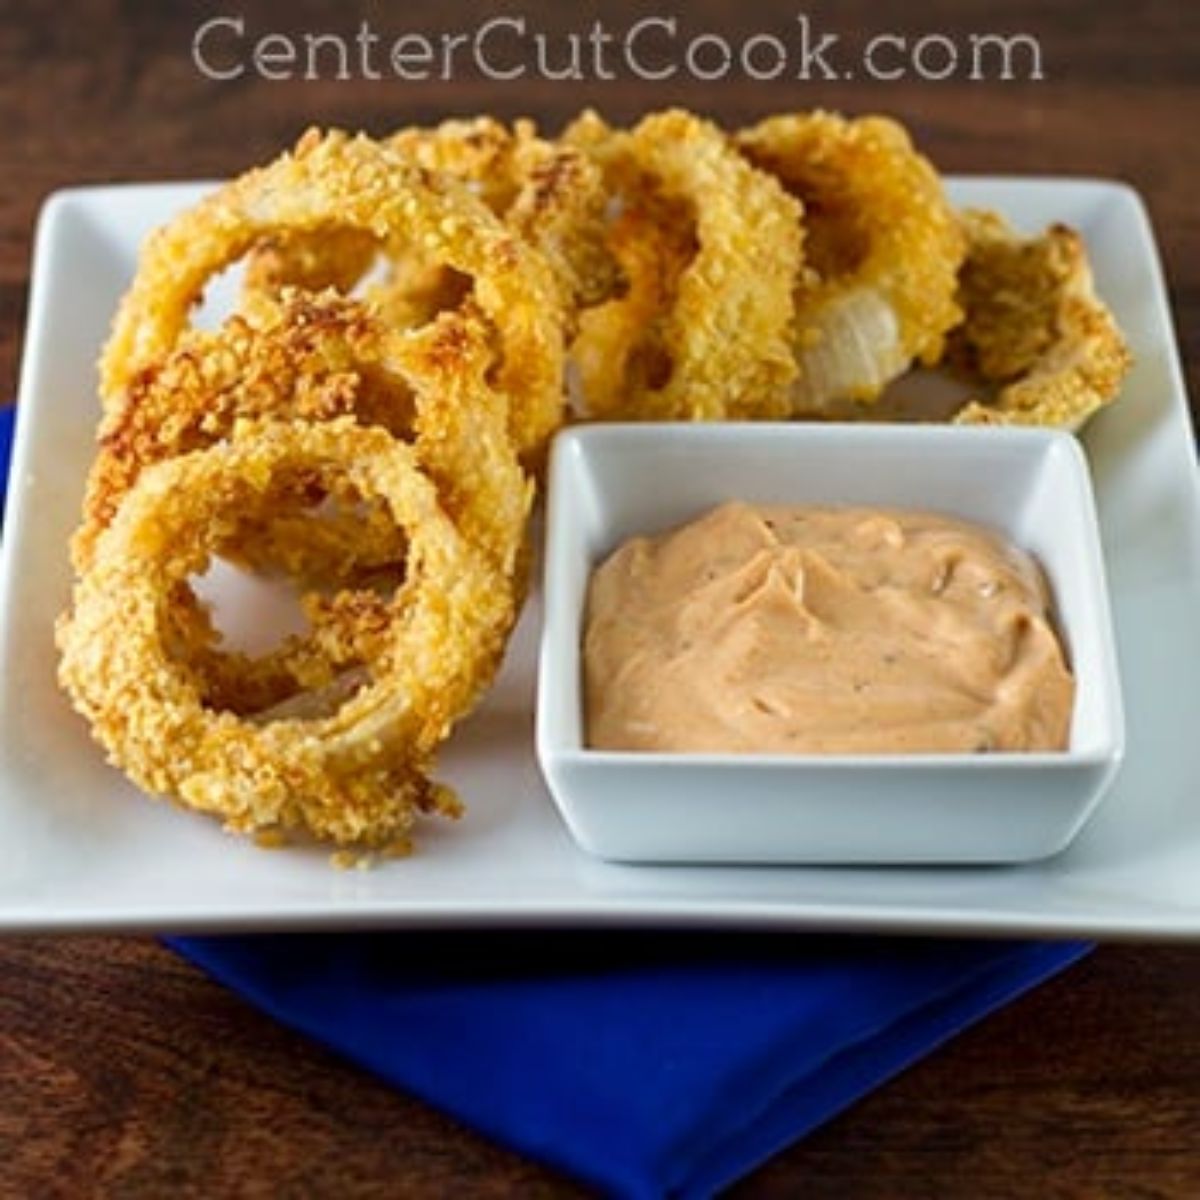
736 111 964 414
80 290 411 574
57 418 512 849
100 128 564 465
239 119 616 388
947 209 1131 429
78 293 530 718
81 290 529 579
565 108 804 421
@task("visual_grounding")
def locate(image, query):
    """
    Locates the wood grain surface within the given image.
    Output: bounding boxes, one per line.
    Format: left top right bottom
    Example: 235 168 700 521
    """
2 1 1198 1195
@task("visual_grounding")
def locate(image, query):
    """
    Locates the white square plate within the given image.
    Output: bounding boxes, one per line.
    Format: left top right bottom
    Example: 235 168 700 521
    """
1 177 1198 936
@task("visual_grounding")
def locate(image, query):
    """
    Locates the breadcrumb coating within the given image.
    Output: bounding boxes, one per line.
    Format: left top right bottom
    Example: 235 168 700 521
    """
388 116 621 316
79 289 413 574
57 420 510 849
567 108 804 421
99 128 564 465
948 209 1131 428
737 111 965 412
81 291 529 714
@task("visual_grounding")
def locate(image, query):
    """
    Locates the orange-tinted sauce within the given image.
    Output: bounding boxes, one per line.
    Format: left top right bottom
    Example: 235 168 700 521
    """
584 502 1074 754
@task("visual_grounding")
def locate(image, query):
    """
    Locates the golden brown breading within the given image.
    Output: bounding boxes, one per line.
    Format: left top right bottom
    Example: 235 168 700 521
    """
566 108 804 421
387 116 620 317
79 291 530 715
737 111 964 413
78 289 414 573
947 209 1131 428
100 128 564 465
57 419 511 849
242 226 380 302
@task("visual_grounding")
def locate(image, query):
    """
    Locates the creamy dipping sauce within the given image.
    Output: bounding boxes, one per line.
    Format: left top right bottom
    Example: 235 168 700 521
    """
584 502 1074 754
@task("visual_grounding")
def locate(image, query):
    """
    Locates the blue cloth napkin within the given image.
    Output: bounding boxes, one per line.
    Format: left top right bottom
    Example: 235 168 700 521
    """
0 403 1090 1198
168 932 1088 1197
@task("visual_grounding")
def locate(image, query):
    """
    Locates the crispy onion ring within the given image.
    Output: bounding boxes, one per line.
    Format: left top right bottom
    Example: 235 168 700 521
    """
78 293 530 716
79 290 411 575
100 129 563 465
80 290 529 579
240 119 617 379
947 209 1131 429
736 111 964 414
57 418 513 849
565 109 804 421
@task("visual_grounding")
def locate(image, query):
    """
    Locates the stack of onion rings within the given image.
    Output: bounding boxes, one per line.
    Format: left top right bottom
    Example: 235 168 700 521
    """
64 129 541 854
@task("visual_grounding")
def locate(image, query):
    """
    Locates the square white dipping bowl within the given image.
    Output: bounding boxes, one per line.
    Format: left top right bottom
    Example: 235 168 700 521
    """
537 423 1124 865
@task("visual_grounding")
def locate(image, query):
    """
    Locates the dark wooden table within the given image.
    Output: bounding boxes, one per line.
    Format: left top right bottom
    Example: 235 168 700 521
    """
2 1 1198 1194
